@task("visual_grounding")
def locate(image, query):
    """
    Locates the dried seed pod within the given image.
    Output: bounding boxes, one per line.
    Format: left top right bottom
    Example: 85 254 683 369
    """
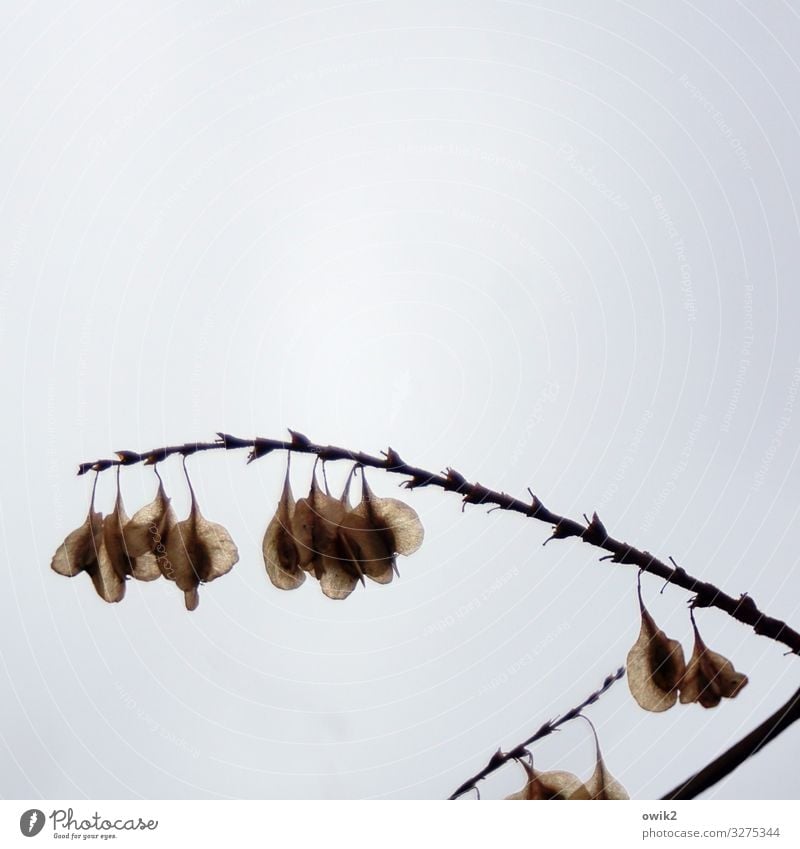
164 462 239 611
505 760 590 800
338 470 424 583
51 474 125 603
293 471 363 600
123 471 178 581
626 577 686 712
583 719 629 800
679 614 748 708
103 469 160 583
262 460 305 590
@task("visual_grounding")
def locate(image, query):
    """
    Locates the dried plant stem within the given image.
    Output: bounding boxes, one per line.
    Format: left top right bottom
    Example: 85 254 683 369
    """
448 666 625 799
662 683 800 800
76 430 800 656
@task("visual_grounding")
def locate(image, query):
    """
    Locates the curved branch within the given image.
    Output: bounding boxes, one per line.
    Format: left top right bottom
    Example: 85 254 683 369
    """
76 430 800 655
662 683 800 799
448 666 625 800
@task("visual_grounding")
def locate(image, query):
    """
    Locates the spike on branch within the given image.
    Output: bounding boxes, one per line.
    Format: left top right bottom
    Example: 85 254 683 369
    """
382 447 404 469
582 512 608 545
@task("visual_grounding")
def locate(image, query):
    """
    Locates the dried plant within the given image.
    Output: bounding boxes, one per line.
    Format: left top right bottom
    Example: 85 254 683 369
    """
502 716 629 801
262 458 305 591
626 575 686 712
163 459 239 610
123 469 178 581
505 761 590 800
53 429 800 800
679 611 748 708
583 717 629 800
103 468 161 583
51 473 124 603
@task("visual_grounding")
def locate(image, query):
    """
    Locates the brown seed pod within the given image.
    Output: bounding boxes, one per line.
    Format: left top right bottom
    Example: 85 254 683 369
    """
583 719 629 800
262 459 305 591
626 576 686 712
505 760 590 800
51 474 124 603
679 613 748 708
123 470 178 582
103 468 160 583
164 461 239 611
292 470 364 600
338 469 424 583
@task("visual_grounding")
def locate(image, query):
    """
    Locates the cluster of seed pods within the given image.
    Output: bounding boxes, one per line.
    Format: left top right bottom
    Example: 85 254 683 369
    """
51 458 424 609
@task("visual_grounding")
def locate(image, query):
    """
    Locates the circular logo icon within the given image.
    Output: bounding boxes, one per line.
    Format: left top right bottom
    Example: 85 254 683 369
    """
19 809 46 837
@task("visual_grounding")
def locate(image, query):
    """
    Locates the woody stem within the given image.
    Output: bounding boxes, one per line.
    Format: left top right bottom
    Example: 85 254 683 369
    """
662 683 800 799
448 666 625 799
76 430 800 656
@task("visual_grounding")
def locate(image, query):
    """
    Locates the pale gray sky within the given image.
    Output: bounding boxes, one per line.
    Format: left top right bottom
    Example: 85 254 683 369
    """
2 0 799 800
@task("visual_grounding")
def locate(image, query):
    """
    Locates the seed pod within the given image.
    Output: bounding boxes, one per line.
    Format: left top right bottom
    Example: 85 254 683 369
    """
679 614 748 708
293 472 363 600
165 463 239 611
123 472 178 581
262 461 305 590
51 474 125 603
338 470 424 583
506 760 590 800
583 719 629 800
103 469 160 583
626 578 686 712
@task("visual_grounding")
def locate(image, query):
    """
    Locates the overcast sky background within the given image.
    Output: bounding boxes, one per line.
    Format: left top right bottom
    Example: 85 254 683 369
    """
2 0 800 801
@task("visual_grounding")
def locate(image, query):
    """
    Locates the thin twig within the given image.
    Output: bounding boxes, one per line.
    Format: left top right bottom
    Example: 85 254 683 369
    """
661 683 800 800
76 430 800 656
448 666 626 800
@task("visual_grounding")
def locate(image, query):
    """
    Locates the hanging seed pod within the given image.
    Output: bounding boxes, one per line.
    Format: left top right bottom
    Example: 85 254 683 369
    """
293 470 364 600
583 719 629 800
262 458 305 590
626 576 686 712
123 469 178 582
103 467 160 583
51 473 125 603
164 460 240 611
505 760 590 800
338 469 424 583
679 613 748 708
